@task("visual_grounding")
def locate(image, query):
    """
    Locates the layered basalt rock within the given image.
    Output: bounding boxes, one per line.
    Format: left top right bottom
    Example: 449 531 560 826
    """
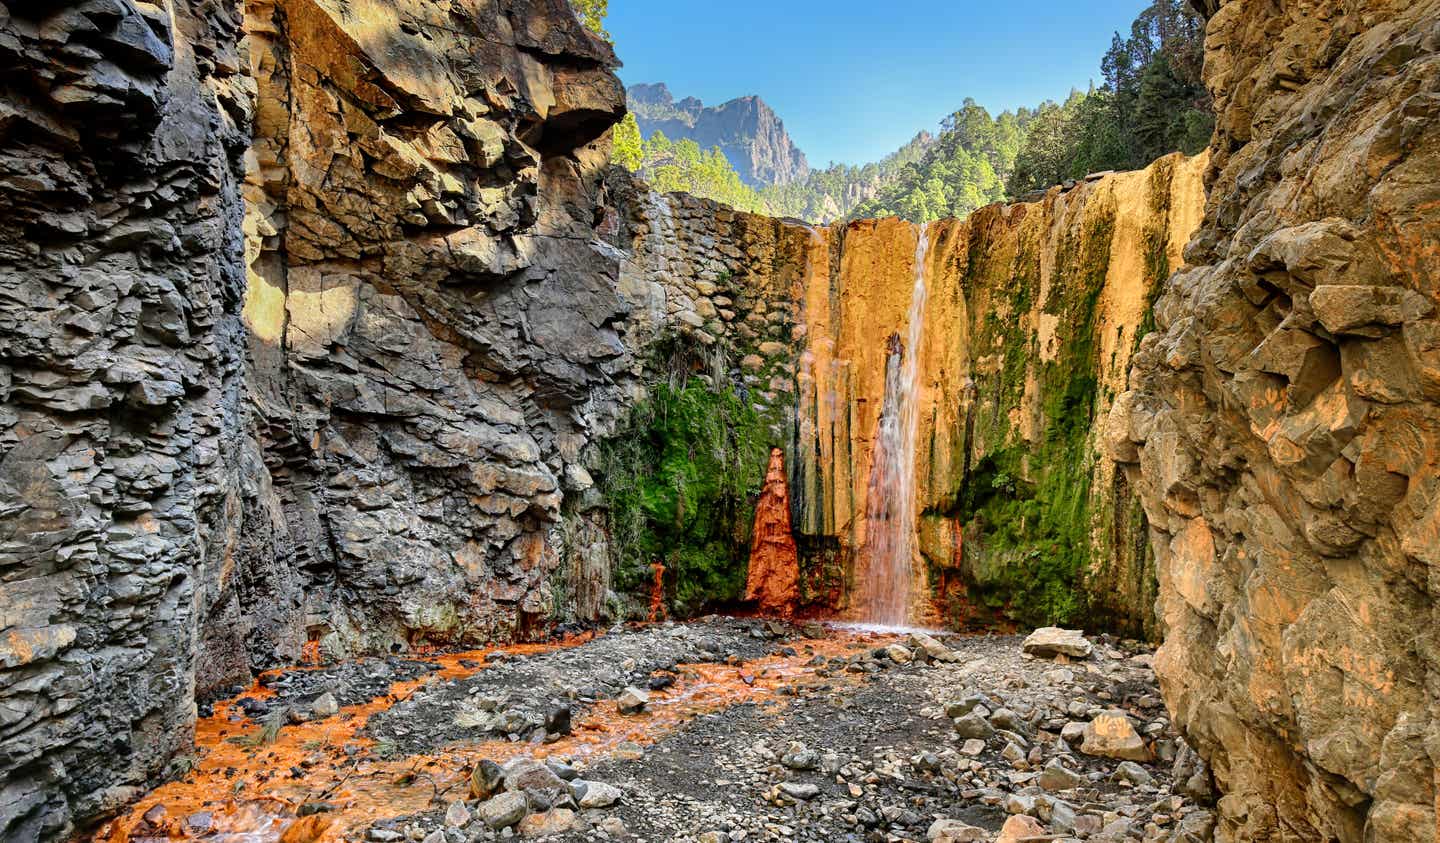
1111 0 1440 839
231 0 628 671
0 0 632 837
0 1 252 837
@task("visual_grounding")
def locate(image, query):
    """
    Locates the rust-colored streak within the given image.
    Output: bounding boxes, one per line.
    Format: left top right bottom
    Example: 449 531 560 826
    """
745 447 801 617
648 561 667 622
95 629 896 843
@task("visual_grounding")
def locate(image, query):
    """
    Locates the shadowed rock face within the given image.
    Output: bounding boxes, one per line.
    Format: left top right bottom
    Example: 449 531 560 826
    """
231 0 629 672
0 0 628 838
1111 0 1440 839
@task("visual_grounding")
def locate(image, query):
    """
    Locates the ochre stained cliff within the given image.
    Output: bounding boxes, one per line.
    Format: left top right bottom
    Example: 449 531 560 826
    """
1112 0 1440 839
616 153 1207 633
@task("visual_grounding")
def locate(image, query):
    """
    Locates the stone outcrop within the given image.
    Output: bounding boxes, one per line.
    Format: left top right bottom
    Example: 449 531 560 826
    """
0 1 252 837
231 0 627 669
744 447 801 615
1111 0 1440 839
627 82 811 187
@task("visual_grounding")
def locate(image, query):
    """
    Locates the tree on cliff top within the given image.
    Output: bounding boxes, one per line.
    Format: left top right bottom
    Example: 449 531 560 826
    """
570 0 610 40
1008 0 1212 194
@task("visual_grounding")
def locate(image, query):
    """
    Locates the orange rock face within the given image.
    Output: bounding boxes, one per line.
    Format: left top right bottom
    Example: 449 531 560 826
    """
745 448 801 616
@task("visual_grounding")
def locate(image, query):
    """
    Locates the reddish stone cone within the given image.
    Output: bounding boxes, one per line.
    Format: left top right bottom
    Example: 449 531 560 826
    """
745 448 800 617
648 561 667 623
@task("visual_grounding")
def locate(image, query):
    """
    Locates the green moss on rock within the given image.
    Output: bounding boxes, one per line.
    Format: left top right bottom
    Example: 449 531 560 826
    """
596 373 773 617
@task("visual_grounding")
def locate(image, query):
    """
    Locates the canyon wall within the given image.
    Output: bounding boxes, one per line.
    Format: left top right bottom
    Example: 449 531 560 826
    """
0 0 638 837
1111 0 1440 840
611 153 1207 635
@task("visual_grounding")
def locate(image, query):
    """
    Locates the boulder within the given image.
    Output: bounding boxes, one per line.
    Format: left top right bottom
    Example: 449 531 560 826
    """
1080 712 1153 762
1021 628 1092 659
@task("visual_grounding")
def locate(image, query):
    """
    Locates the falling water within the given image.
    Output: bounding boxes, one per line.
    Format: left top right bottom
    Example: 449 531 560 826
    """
859 222 930 626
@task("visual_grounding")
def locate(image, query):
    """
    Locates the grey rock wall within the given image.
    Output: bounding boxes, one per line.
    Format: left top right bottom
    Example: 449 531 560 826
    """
0 0 251 836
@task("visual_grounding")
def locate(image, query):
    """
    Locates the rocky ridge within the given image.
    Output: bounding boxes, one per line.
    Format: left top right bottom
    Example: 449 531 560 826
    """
627 82 811 187
1111 0 1440 839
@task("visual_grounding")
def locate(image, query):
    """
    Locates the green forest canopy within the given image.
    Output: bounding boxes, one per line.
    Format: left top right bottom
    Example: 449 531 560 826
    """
590 0 1211 225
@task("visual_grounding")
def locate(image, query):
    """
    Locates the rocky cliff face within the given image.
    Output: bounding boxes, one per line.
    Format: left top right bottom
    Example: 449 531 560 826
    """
0 0 630 837
611 154 1207 635
627 82 811 187
0 1 251 836
1111 0 1440 840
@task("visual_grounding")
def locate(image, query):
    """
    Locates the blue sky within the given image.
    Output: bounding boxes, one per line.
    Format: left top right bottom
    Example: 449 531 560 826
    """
608 0 1150 166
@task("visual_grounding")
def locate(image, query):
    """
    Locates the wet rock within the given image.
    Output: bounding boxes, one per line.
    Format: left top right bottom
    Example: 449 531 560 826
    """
617 687 649 715
1021 628 1092 660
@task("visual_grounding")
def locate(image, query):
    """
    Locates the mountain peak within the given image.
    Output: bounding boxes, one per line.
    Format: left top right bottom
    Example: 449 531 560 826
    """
627 83 809 187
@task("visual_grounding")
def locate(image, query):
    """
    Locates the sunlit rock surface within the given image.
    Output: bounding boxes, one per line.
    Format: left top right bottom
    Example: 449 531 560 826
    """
1113 0 1440 839
619 153 1207 633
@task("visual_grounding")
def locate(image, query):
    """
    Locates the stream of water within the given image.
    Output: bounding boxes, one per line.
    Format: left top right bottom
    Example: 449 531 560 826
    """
859 222 930 626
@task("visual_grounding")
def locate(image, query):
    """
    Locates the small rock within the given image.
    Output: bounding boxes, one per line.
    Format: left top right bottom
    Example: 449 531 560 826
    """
779 782 820 800
1021 627 1092 659
1038 759 1086 791
518 808 575 837
577 780 622 808
309 692 338 718
909 632 960 662
953 712 995 740
545 703 572 736
1110 760 1156 787
1081 712 1154 762
617 687 649 715
470 759 506 799
781 742 820 771
926 818 986 842
444 800 471 828
960 739 986 756
477 791 528 829
883 644 913 664
995 814 1047 843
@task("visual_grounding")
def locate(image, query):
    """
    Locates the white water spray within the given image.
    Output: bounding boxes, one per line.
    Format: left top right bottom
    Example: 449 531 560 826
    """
859 222 930 626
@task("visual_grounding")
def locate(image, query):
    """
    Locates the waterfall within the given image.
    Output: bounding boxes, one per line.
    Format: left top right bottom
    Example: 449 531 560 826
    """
859 222 930 626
